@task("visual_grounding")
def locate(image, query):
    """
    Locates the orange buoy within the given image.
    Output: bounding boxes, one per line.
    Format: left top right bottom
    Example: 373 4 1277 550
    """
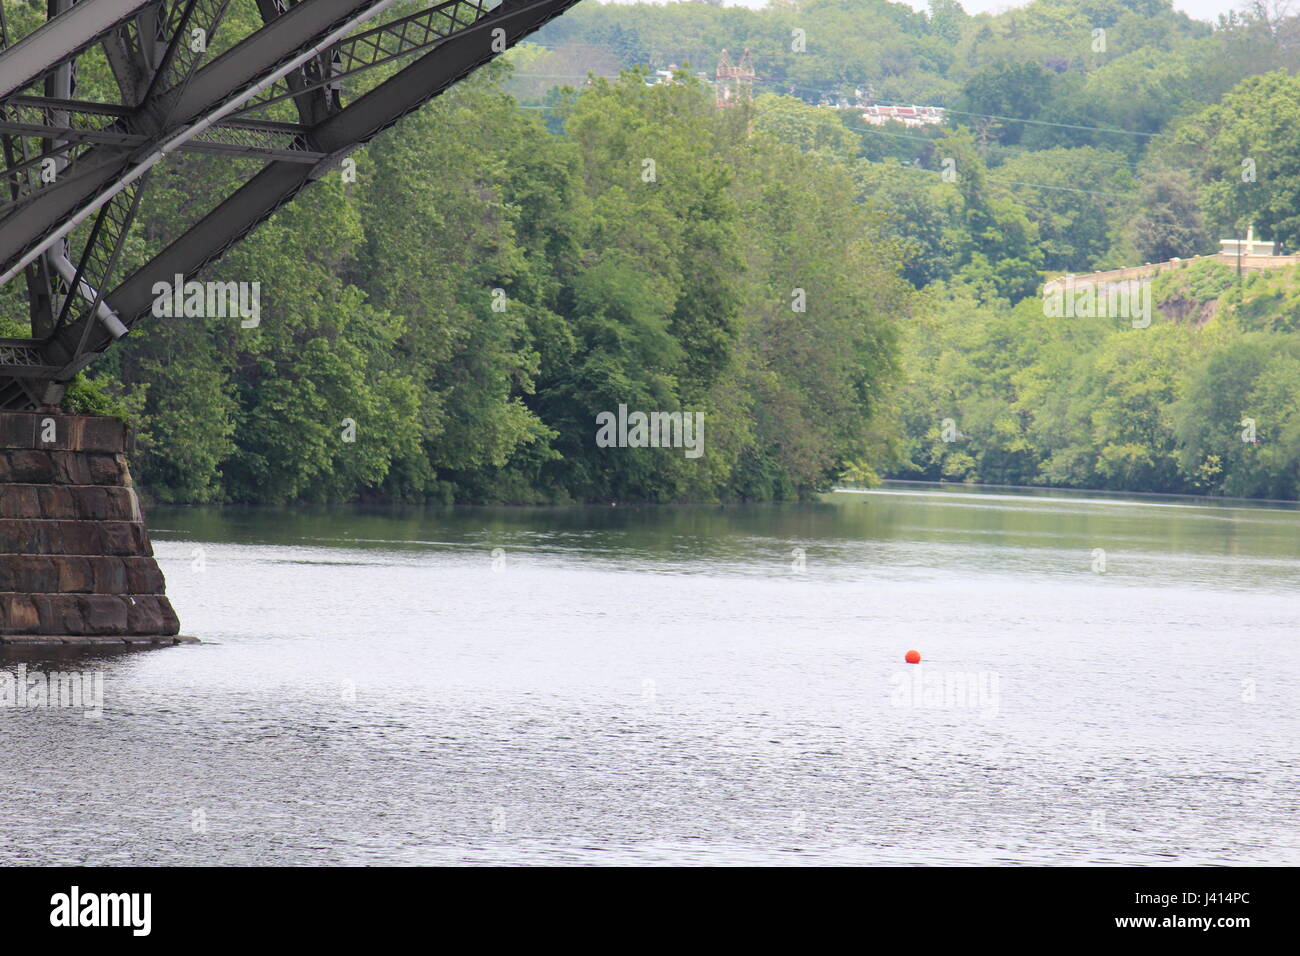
904 649 921 664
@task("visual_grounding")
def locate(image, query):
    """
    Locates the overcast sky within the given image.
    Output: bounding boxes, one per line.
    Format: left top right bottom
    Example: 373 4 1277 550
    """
608 0 1249 25
894 0 1240 20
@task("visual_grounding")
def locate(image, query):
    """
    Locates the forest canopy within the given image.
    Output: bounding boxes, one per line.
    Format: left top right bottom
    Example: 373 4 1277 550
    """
4 0 1300 503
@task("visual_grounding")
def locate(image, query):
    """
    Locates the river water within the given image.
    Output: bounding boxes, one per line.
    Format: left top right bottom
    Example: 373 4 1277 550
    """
2 483 1297 865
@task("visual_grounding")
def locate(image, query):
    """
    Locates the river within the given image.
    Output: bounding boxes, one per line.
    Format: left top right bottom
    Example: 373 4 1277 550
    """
2 482 1296 865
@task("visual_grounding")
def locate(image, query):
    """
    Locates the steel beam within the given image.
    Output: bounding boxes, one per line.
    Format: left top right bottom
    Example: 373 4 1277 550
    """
166 0 390 123
103 0 581 336
0 117 326 163
0 0 159 101
1 0 587 406
0 0 406 280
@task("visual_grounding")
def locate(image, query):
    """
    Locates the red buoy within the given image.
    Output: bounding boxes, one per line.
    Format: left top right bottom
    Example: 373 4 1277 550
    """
905 649 921 664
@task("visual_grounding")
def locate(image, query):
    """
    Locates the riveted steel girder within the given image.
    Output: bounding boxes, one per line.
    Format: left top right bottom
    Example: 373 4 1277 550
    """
0 0 584 410
0 0 159 101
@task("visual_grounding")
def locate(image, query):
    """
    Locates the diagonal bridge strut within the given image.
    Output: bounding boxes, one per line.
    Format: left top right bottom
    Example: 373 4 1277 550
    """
0 0 581 410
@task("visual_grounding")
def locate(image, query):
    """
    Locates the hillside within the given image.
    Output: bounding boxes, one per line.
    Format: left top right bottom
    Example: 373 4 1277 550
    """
893 259 1300 498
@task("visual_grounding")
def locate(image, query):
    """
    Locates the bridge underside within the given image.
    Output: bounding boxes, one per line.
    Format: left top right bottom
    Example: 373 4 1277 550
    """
0 0 580 410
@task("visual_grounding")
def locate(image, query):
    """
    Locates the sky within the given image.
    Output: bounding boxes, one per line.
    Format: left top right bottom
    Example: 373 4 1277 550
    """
894 0 1241 20
620 0 1252 25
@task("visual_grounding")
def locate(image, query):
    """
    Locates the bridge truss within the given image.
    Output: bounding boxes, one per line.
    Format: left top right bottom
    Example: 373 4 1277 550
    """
0 0 579 410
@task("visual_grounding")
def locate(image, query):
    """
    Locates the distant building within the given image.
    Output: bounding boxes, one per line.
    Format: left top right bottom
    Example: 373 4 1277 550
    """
646 66 679 86
715 49 755 108
1043 231 1300 300
1220 225 1280 257
860 104 945 127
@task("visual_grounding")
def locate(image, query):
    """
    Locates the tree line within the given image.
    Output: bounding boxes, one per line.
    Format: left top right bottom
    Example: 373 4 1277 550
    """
530 0 1300 500
0 5 907 504
5 0 1300 503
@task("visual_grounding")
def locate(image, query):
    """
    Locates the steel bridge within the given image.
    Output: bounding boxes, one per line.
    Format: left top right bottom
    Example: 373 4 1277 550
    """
0 0 580 410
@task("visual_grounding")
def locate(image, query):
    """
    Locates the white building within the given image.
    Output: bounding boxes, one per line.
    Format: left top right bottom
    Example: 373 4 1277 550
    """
860 104 945 127
1220 225 1279 257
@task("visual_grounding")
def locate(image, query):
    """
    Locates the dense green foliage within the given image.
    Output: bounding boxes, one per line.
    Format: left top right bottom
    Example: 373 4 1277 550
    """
517 0 1300 293
521 0 1300 500
7 0 1300 503
893 261 1300 499
0 0 909 504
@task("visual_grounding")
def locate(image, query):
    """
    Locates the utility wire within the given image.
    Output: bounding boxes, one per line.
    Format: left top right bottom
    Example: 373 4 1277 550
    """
518 102 1140 202
830 116 1142 171
510 71 1165 142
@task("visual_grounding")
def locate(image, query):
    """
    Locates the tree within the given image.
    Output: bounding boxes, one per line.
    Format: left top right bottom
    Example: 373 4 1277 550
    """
752 93 861 163
1175 71 1300 248
928 0 969 45
856 161 963 288
956 60 1053 145
934 130 1044 302
1124 168 1212 263
1174 334 1300 499
996 146 1137 272
728 125 910 495
357 71 560 499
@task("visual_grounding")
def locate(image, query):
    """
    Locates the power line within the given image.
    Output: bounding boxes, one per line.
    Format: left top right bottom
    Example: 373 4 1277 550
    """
985 176 1133 200
834 116 1140 171
848 144 1136 201
919 106 1157 139
507 66 1160 200
510 71 1167 142
837 123 938 144
762 78 1162 139
515 102 1138 202
835 119 1139 197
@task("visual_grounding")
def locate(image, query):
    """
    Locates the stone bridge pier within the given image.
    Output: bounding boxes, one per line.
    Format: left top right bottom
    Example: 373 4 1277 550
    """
0 412 191 646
